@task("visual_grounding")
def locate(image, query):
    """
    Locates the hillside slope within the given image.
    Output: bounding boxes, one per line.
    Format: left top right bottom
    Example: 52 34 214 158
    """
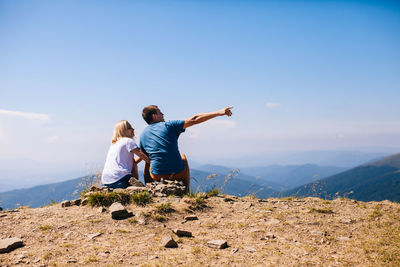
1 194 399 266
283 153 400 202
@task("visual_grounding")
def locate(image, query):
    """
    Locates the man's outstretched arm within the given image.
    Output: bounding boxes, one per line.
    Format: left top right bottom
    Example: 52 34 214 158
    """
183 107 233 129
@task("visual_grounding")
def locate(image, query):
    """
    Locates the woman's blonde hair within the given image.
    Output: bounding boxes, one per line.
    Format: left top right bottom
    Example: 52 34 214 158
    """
111 120 133 144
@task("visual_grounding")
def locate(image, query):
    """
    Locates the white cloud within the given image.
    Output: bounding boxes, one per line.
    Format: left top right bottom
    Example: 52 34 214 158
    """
265 103 281 108
336 134 345 139
43 135 59 143
0 109 51 122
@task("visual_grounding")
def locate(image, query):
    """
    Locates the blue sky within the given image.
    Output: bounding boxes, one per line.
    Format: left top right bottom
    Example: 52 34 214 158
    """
1 0 399 179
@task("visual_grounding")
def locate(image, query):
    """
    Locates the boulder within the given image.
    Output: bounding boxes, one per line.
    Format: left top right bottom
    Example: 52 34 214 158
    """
184 215 198 221
207 240 228 249
109 202 132 220
161 235 178 248
0 238 24 253
71 199 81 206
61 201 72 208
128 178 145 187
173 229 192 237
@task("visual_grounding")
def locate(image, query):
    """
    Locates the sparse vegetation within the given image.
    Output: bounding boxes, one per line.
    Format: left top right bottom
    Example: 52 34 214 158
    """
131 191 152 206
155 202 174 214
309 207 334 214
153 214 168 222
39 225 52 231
87 191 131 207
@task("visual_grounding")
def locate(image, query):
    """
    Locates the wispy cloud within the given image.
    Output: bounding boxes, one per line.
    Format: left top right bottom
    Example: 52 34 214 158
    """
0 109 51 122
265 103 281 108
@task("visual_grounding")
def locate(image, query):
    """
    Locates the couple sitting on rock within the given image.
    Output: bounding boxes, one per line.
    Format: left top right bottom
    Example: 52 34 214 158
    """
101 105 233 192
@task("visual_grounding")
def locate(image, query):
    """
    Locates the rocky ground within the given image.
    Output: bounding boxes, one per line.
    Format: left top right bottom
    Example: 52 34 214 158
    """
1 185 400 266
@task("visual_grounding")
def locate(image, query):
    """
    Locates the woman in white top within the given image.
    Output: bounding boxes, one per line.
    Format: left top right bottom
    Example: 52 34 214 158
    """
101 120 150 189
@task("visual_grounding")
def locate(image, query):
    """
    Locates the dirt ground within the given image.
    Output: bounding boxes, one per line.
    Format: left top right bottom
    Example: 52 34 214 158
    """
1 195 400 266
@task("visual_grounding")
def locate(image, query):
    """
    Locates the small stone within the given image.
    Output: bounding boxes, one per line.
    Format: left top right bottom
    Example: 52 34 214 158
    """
340 218 353 224
128 178 145 187
265 232 276 239
87 233 102 240
33 258 40 263
61 200 72 208
173 229 192 237
244 246 256 253
98 207 106 213
67 259 77 263
135 211 147 225
109 202 132 220
71 199 81 206
184 215 198 221
310 230 325 236
224 197 235 202
0 214 6 218
207 240 228 249
231 248 239 254
161 235 178 248
0 238 24 253
81 198 88 206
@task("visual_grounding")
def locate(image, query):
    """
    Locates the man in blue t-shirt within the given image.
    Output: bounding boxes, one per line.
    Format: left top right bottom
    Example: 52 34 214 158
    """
139 105 233 191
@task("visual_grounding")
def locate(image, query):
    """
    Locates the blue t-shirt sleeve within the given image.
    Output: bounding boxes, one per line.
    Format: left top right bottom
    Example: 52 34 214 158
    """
165 120 185 137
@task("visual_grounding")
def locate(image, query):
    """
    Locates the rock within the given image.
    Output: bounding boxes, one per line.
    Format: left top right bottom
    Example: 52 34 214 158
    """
340 218 353 224
135 211 147 225
128 178 145 187
109 202 132 220
173 229 192 237
310 230 326 236
0 238 24 253
244 246 256 253
161 235 178 248
61 200 72 208
207 240 228 249
231 248 239 254
184 215 198 221
0 207 2 211
0 214 6 218
98 207 106 213
264 232 276 240
126 186 147 193
67 259 77 263
224 197 235 202
81 198 88 206
87 233 102 240
71 199 81 206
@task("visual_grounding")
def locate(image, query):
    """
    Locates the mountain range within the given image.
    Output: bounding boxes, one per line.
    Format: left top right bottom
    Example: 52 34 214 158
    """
283 153 400 202
1 153 400 209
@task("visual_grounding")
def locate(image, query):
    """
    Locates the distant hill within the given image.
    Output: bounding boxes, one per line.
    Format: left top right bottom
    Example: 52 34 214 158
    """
0 177 83 209
283 153 400 202
240 164 346 190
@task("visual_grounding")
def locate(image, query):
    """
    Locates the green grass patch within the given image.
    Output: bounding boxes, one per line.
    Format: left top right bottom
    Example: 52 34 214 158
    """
131 191 152 206
87 191 131 207
155 202 175 214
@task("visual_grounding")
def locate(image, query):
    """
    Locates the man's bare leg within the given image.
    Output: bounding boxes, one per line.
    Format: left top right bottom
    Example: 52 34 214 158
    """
143 162 153 184
181 154 190 193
